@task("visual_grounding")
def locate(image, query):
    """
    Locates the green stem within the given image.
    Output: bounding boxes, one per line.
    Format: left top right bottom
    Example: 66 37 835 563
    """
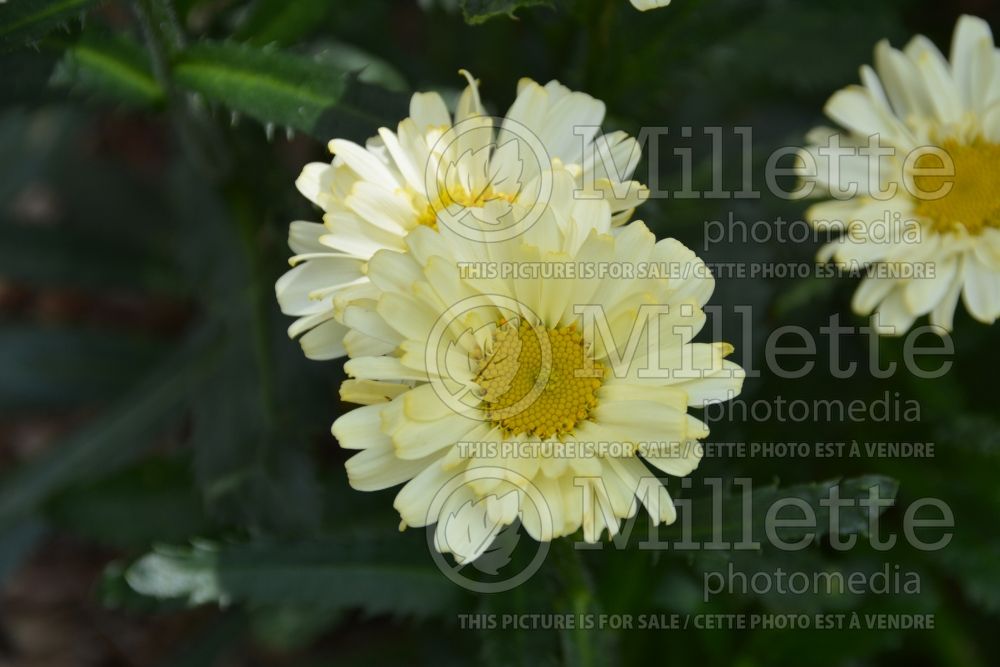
133 0 229 178
551 539 599 667
225 185 277 428
583 0 615 87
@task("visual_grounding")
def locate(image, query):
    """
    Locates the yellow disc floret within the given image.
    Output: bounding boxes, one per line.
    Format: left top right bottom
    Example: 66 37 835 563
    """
475 319 604 439
913 138 1000 235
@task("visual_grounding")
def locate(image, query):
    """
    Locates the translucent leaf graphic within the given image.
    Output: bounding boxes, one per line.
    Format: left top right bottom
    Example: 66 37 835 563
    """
440 321 504 406
473 326 523 403
446 143 491 195
443 329 483 384
470 520 520 576
438 138 524 225
487 138 526 195
438 490 519 565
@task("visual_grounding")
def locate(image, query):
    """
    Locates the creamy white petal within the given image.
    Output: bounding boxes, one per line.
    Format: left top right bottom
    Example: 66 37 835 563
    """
346 441 438 492
871 290 918 336
340 379 410 406
950 15 996 112
961 255 1000 323
275 257 366 316
332 403 387 450
629 0 670 11
904 255 957 315
329 139 400 191
300 318 349 360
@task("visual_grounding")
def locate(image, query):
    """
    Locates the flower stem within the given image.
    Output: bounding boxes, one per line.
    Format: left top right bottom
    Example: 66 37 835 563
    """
550 539 604 667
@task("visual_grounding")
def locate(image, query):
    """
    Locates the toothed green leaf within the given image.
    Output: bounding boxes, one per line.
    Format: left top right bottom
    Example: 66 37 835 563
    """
0 0 100 53
126 535 463 618
171 42 407 141
51 32 164 107
460 0 552 24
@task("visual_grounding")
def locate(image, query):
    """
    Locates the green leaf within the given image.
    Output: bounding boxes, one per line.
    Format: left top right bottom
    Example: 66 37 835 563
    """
125 535 463 617
936 414 1000 458
673 475 899 546
171 42 408 141
311 41 407 92
460 0 552 24
737 588 937 666
249 605 341 652
51 32 165 107
933 543 1000 614
0 330 214 530
0 0 98 52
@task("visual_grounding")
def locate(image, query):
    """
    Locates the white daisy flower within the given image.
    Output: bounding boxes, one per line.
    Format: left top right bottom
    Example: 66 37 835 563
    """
630 0 670 10
276 71 648 360
331 212 744 563
798 15 1000 334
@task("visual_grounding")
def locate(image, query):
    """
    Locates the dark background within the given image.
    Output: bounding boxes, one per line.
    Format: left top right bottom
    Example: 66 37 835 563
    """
1 0 999 664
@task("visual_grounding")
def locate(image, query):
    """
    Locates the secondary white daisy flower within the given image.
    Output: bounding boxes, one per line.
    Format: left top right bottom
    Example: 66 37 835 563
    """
630 0 670 10
331 212 744 563
276 72 648 360
798 15 1000 333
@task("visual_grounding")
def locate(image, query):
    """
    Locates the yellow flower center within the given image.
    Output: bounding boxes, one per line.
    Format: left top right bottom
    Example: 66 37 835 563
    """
417 184 517 229
475 320 604 439
912 139 1000 235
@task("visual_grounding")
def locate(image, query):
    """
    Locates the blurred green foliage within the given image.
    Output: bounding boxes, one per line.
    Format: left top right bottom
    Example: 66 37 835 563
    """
1 0 999 665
